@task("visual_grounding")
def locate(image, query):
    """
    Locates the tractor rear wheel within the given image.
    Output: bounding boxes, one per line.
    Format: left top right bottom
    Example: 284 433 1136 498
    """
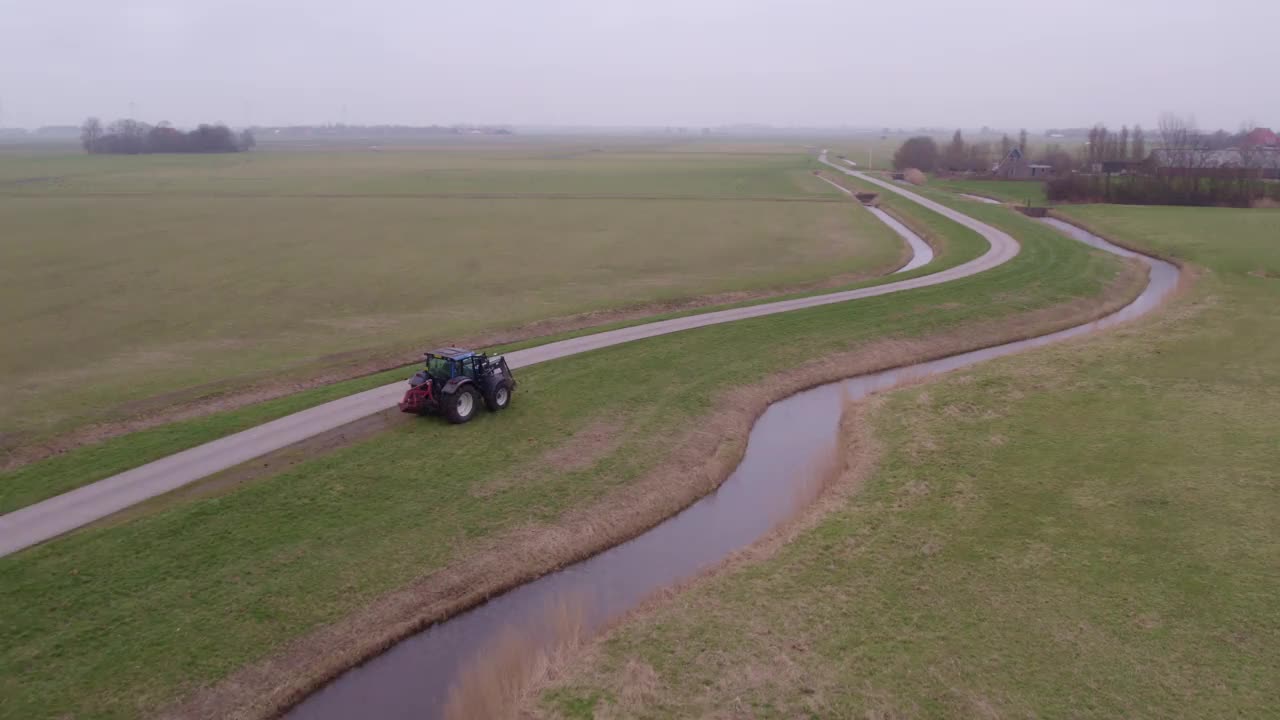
485 381 512 411
444 386 480 424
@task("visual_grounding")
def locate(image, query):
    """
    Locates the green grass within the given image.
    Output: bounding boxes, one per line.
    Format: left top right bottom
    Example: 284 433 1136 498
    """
540 206 1280 719
0 196 1134 719
1057 204 1280 275
0 143 830 196
0 183 982 516
0 146 905 443
928 175 1049 204
0 365 413 515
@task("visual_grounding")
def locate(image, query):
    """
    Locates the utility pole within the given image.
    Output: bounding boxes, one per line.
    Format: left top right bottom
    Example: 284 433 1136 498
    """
868 148 873 169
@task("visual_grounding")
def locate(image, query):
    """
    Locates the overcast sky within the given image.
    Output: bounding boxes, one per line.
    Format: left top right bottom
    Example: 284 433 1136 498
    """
1 0 1276 130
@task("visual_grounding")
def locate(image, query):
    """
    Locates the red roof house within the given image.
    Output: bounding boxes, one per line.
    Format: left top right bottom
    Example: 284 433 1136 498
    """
1243 127 1278 148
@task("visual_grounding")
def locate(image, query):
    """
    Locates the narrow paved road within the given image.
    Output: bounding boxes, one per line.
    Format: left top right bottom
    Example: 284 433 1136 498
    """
0 159 1019 557
814 174 934 271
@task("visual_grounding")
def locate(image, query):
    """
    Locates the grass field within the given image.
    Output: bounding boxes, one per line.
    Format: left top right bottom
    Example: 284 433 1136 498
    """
927 175 1049 204
0 142 827 197
0 182 969 517
537 206 1280 719
0 144 909 447
1057 204 1280 274
0 189 1143 719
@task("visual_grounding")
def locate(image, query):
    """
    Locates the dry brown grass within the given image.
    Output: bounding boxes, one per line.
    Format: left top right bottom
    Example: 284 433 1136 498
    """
159 257 1153 720
443 598 588 720
525 395 880 720
903 169 927 186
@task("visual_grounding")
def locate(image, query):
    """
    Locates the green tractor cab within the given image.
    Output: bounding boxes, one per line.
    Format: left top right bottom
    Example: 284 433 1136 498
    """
399 347 517 424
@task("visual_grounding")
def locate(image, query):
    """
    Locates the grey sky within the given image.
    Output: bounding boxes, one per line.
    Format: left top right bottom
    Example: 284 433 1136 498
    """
1 0 1276 130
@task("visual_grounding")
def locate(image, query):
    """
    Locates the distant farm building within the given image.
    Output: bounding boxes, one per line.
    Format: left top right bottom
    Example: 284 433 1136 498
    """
1242 127 1278 148
992 147 1054 180
1098 159 1146 175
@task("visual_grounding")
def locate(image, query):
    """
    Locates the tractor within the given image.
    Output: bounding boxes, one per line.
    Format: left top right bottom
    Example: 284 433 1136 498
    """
398 347 517 424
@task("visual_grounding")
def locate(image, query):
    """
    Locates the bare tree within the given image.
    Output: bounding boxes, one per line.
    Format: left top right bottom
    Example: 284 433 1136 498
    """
968 141 992 172
79 117 251 155
105 118 151 154
1018 128 1028 154
1039 144 1075 174
1131 125 1146 161
1000 133 1013 158
1087 124 1111 165
1118 125 1129 161
1157 112 1202 202
1159 113 1194 155
944 129 967 171
80 117 103 153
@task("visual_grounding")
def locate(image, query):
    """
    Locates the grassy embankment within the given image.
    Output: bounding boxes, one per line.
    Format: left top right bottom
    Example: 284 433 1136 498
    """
1 145 904 447
537 205 1280 719
0 188 1145 719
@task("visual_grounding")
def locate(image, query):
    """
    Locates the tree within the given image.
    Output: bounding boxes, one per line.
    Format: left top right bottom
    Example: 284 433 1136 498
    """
1087 124 1111 165
1039 144 1074 174
1000 133 1013 159
148 121 182 153
1158 112 1196 167
80 117 102 153
1205 129 1232 150
1131 125 1146 160
105 118 151 154
944 129 967 171
892 136 939 171
1018 128 1028 154
77 117 252 155
1118 125 1130 161
968 142 993 172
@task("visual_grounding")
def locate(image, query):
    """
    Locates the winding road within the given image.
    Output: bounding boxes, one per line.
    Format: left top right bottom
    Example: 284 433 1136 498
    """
287 163 1182 720
0 157 1019 557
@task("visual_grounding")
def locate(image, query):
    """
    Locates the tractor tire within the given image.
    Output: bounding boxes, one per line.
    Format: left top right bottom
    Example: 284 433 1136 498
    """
485 381 512 412
444 386 480 424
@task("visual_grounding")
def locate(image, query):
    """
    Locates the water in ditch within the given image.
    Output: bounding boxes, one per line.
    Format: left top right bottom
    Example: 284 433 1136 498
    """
287 219 1179 720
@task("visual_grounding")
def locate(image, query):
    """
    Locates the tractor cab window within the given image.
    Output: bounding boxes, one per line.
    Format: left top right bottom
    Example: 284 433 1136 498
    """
426 356 453 380
459 357 479 379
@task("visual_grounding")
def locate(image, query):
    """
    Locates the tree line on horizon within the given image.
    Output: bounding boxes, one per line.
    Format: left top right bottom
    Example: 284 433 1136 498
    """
1048 114 1279 207
892 128 1076 174
80 117 255 154
891 115 1271 178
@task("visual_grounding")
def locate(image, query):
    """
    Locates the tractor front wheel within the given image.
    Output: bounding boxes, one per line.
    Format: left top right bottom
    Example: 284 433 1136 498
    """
444 386 480 424
485 381 512 411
